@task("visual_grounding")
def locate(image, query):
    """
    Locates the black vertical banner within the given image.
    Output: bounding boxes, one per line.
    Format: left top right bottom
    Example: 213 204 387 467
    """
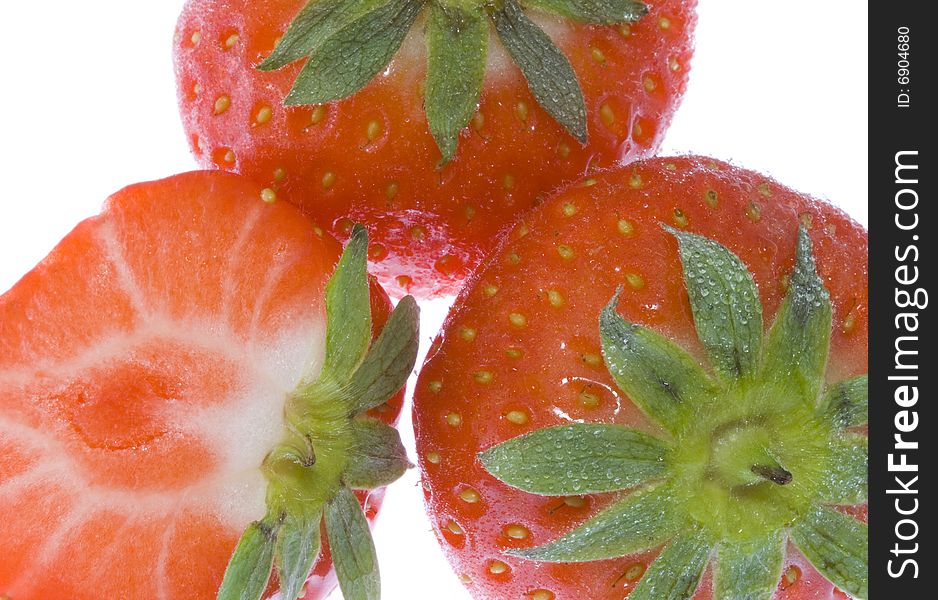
868 3 934 597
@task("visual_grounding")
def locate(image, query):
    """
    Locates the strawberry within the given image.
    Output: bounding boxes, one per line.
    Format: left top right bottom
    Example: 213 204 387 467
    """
413 156 868 600
173 0 696 299
0 171 419 600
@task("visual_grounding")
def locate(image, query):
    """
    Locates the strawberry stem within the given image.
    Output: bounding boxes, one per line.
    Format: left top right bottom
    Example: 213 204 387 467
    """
707 422 792 489
751 464 793 486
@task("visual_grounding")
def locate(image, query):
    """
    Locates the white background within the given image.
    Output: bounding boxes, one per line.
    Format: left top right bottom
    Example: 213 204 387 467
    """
0 1 867 598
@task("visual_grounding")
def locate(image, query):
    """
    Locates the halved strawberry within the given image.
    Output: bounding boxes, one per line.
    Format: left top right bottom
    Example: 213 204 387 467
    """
413 156 868 599
174 0 696 298
0 172 418 600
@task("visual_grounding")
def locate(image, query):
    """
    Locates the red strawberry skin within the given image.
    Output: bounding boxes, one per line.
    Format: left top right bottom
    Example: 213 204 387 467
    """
173 0 697 299
0 171 401 600
412 156 867 599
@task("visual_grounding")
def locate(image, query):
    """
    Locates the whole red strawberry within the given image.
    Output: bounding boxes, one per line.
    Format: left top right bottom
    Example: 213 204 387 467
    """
0 172 418 600
173 0 696 298
413 156 868 599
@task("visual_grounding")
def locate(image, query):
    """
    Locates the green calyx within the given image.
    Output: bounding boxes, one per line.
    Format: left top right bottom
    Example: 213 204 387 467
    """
218 225 419 600
480 225 869 600
257 0 649 164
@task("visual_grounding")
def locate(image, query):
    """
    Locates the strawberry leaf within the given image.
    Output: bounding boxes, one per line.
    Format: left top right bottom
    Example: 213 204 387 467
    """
508 483 680 562
426 4 488 164
347 295 420 415
257 0 379 71
714 532 785 600
261 0 652 157
819 375 868 429
629 527 712 600
489 0 588 143
479 423 668 495
527 0 648 24
217 519 278 600
325 487 380 600
276 511 322 600
285 0 423 106
321 224 371 384
760 226 832 406
344 418 411 489
819 433 868 505
665 226 763 382
600 287 720 435
791 505 868 599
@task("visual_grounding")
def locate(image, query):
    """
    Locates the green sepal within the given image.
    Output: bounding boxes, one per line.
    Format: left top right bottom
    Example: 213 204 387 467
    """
479 423 668 495
346 295 420 415
257 0 378 71
666 226 763 382
791 505 868 599
527 0 647 24
819 433 868 505
600 288 720 435
714 531 785 600
320 224 372 385
426 4 488 164
508 483 680 562
489 0 588 143
216 518 279 600
325 486 381 600
629 526 712 600
276 511 323 600
819 375 868 429
760 226 832 406
285 0 423 106
344 418 411 490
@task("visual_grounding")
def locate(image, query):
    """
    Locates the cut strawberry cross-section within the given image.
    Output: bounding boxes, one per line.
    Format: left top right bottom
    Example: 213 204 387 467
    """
0 171 418 600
